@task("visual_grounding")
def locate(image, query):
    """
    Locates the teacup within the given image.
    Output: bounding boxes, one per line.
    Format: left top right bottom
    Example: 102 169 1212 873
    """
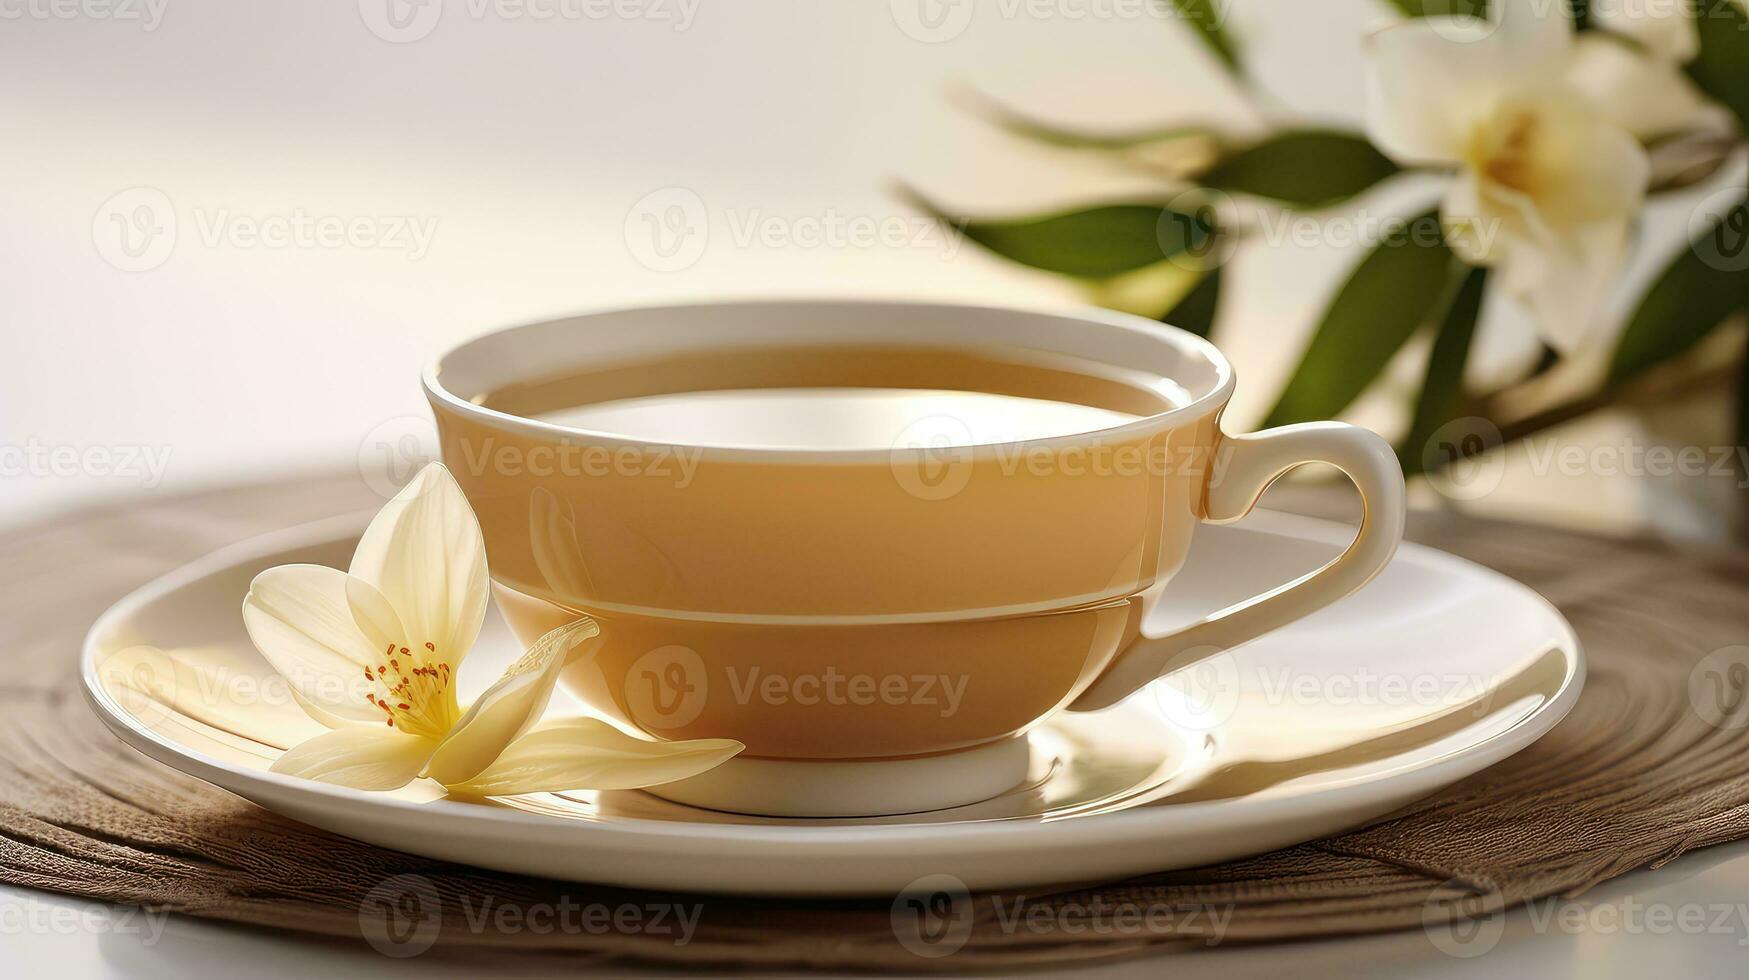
425 299 1405 815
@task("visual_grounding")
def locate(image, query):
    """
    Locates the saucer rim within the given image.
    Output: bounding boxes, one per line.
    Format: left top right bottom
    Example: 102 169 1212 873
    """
80 508 1586 852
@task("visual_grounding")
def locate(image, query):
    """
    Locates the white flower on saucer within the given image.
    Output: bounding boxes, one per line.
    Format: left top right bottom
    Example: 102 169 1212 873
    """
1366 0 1676 352
241 463 741 793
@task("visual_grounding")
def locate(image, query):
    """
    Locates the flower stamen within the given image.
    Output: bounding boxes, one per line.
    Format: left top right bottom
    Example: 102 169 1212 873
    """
360 642 454 738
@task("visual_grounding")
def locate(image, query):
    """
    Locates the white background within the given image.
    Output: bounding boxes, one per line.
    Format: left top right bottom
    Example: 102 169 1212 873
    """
2 0 1729 530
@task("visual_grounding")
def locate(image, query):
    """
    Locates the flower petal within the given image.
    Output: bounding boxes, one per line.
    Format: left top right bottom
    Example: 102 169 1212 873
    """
1491 0 1573 83
445 718 743 796
1591 0 1697 63
98 644 324 751
348 462 488 670
1509 219 1631 354
1568 35 1707 139
242 564 385 727
1526 101 1649 230
1365 18 1486 164
1442 170 1513 266
344 574 407 660
421 617 601 786
1365 0 1573 164
529 486 597 598
269 726 437 790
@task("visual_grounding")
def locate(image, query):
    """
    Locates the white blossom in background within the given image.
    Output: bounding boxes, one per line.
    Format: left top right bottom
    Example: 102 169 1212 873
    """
1365 0 1708 352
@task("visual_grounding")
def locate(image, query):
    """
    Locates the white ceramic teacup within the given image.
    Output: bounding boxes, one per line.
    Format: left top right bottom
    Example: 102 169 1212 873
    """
426 299 1406 815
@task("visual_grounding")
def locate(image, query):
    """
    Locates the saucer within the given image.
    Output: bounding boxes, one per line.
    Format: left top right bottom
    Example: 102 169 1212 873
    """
81 509 1582 897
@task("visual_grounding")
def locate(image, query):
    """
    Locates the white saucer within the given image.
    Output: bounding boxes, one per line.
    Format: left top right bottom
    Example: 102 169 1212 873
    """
81 509 1583 897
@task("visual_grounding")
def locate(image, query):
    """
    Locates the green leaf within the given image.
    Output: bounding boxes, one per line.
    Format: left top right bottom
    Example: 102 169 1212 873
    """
1401 266 1488 475
902 187 1216 279
1687 0 1749 132
1263 209 1454 426
1380 0 1487 18
1163 266 1223 338
1162 0 1241 72
1201 131 1400 208
951 86 1222 151
1608 197 1749 384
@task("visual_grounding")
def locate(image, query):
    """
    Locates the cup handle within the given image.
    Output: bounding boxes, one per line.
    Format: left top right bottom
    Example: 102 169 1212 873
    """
1068 421 1406 712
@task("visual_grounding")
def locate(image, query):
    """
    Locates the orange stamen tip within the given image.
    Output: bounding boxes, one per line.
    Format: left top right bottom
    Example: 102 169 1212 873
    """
424 642 435 651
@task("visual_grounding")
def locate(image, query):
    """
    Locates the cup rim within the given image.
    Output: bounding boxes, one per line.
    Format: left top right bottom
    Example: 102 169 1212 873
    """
423 297 1236 462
